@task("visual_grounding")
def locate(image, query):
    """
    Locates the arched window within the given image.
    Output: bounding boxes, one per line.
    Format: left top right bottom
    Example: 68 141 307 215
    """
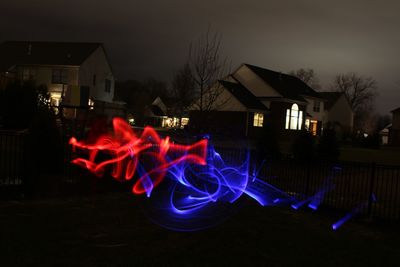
285 103 303 130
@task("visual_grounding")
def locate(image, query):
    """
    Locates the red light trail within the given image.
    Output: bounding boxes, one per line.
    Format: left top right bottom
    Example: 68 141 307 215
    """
69 118 208 196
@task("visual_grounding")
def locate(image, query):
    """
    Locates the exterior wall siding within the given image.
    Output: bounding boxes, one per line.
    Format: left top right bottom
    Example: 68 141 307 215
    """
325 95 354 132
79 46 114 103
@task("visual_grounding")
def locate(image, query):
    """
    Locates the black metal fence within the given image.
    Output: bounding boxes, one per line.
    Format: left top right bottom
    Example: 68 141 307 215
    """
255 159 400 220
1 130 400 221
0 130 26 196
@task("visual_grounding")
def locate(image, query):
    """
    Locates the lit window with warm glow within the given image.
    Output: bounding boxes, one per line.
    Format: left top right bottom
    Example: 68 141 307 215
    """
253 113 264 127
50 92 61 107
309 120 318 136
88 98 94 110
285 103 303 130
180 117 189 128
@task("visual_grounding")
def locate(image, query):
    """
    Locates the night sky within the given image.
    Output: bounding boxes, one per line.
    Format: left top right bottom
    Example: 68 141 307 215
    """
1 0 399 114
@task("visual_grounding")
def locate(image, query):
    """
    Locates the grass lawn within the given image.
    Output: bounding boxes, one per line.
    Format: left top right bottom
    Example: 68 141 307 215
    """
340 146 400 165
0 193 399 266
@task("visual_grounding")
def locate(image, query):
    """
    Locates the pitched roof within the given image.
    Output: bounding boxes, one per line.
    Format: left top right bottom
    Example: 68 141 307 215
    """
319 92 343 110
0 41 102 71
391 107 400 113
219 80 268 111
244 64 321 102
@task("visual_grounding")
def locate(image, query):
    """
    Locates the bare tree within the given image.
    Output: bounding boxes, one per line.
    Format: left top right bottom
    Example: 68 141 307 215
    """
171 63 196 116
331 72 377 113
289 68 320 90
331 72 378 131
188 28 229 111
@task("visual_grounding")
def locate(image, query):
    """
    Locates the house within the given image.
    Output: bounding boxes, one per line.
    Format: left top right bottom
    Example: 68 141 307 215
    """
231 64 326 139
190 64 326 139
319 92 354 136
380 124 391 145
389 108 400 145
0 41 125 118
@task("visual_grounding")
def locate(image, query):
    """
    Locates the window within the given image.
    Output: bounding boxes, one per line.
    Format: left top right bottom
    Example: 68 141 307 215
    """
22 68 35 81
253 113 264 127
52 69 68 84
105 79 111 92
313 100 321 112
309 120 318 136
285 103 303 130
88 98 94 110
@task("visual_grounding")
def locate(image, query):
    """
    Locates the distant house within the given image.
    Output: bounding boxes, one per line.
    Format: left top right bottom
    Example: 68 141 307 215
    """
380 124 391 145
389 108 400 145
319 92 354 136
0 41 125 118
144 97 190 129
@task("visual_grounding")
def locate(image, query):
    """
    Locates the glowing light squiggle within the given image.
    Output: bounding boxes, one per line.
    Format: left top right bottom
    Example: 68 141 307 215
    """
69 118 208 197
70 117 365 231
69 118 294 230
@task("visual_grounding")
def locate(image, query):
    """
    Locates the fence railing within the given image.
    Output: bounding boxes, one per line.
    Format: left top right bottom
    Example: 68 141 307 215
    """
1 132 400 221
215 147 400 221
0 130 26 187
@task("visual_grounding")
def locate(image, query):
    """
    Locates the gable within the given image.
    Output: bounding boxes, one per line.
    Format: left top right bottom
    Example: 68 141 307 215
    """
240 64 322 102
232 64 282 98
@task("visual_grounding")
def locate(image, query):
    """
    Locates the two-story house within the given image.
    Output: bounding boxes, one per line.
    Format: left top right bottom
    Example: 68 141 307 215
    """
319 92 354 137
189 64 325 142
0 41 125 118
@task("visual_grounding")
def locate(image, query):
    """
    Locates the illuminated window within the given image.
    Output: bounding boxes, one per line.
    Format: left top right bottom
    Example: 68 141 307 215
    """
309 120 318 136
88 98 94 110
285 103 303 130
253 113 264 127
49 92 61 107
180 117 189 128
305 119 310 130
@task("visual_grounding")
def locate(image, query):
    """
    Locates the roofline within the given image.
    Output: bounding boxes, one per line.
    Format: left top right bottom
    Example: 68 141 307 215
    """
300 94 325 101
258 96 308 105
1 41 105 69
97 44 114 76
11 63 80 68
218 80 269 111
233 63 284 98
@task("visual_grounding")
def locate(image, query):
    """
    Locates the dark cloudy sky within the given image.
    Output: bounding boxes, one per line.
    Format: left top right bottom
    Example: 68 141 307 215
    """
1 0 399 114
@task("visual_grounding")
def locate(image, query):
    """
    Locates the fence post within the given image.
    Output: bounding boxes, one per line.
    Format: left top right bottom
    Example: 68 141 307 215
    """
305 160 311 196
367 162 376 217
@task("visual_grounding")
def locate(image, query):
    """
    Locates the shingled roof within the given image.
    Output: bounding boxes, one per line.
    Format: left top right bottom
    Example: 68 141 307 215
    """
219 80 268 111
244 64 321 102
0 41 102 71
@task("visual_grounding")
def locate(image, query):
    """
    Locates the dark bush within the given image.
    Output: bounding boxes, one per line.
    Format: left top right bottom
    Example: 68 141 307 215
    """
0 81 38 129
318 128 340 160
257 125 281 160
292 130 316 160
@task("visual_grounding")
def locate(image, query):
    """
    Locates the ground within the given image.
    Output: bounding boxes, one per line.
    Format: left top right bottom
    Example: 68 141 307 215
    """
340 146 400 165
0 192 399 266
